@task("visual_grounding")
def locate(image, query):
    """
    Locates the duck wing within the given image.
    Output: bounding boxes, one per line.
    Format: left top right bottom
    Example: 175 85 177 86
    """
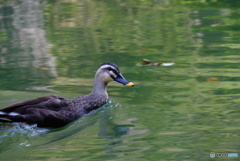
0 95 70 127
0 95 68 114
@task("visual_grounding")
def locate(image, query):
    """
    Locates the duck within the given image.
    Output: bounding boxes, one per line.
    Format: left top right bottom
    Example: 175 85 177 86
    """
0 63 134 128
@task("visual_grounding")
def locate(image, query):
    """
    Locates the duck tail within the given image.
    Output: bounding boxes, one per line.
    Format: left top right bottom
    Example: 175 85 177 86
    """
0 111 22 123
0 117 13 122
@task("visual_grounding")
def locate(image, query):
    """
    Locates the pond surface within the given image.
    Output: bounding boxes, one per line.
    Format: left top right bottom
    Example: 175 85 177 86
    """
0 0 240 160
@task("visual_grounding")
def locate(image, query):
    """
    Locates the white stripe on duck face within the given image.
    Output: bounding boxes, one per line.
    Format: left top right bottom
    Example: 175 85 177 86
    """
0 111 20 116
99 65 119 78
100 64 119 72
99 65 114 70
109 70 117 79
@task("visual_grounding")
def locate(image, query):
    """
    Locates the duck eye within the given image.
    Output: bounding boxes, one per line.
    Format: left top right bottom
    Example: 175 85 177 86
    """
107 67 112 71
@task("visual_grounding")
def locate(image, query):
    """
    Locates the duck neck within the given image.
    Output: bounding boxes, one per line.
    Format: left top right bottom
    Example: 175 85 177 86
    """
90 78 108 97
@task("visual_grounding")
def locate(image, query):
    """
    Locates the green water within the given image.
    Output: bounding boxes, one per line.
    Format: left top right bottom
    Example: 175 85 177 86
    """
0 0 240 160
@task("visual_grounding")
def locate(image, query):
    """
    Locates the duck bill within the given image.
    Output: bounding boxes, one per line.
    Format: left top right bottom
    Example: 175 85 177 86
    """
114 74 134 87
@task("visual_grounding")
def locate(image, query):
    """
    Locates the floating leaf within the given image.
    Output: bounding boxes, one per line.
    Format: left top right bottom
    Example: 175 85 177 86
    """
35 67 48 70
137 59 174 67
154 62 162 66
211 24 220 27
204 77 219 82
141 59 151 64
161 63 175 66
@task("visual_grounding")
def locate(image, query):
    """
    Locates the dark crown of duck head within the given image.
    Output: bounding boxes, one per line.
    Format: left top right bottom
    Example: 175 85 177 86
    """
99 62 134 87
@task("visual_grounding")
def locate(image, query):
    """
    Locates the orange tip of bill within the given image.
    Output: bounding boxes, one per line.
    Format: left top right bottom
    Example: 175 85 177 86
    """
125 82 134 87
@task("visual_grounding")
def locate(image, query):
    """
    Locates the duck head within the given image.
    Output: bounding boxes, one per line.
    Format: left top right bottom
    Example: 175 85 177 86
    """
95 63 134 87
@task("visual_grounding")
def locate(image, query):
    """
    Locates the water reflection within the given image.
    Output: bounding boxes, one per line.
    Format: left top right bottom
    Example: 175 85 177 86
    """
0 0 56 91
98 111 134 140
